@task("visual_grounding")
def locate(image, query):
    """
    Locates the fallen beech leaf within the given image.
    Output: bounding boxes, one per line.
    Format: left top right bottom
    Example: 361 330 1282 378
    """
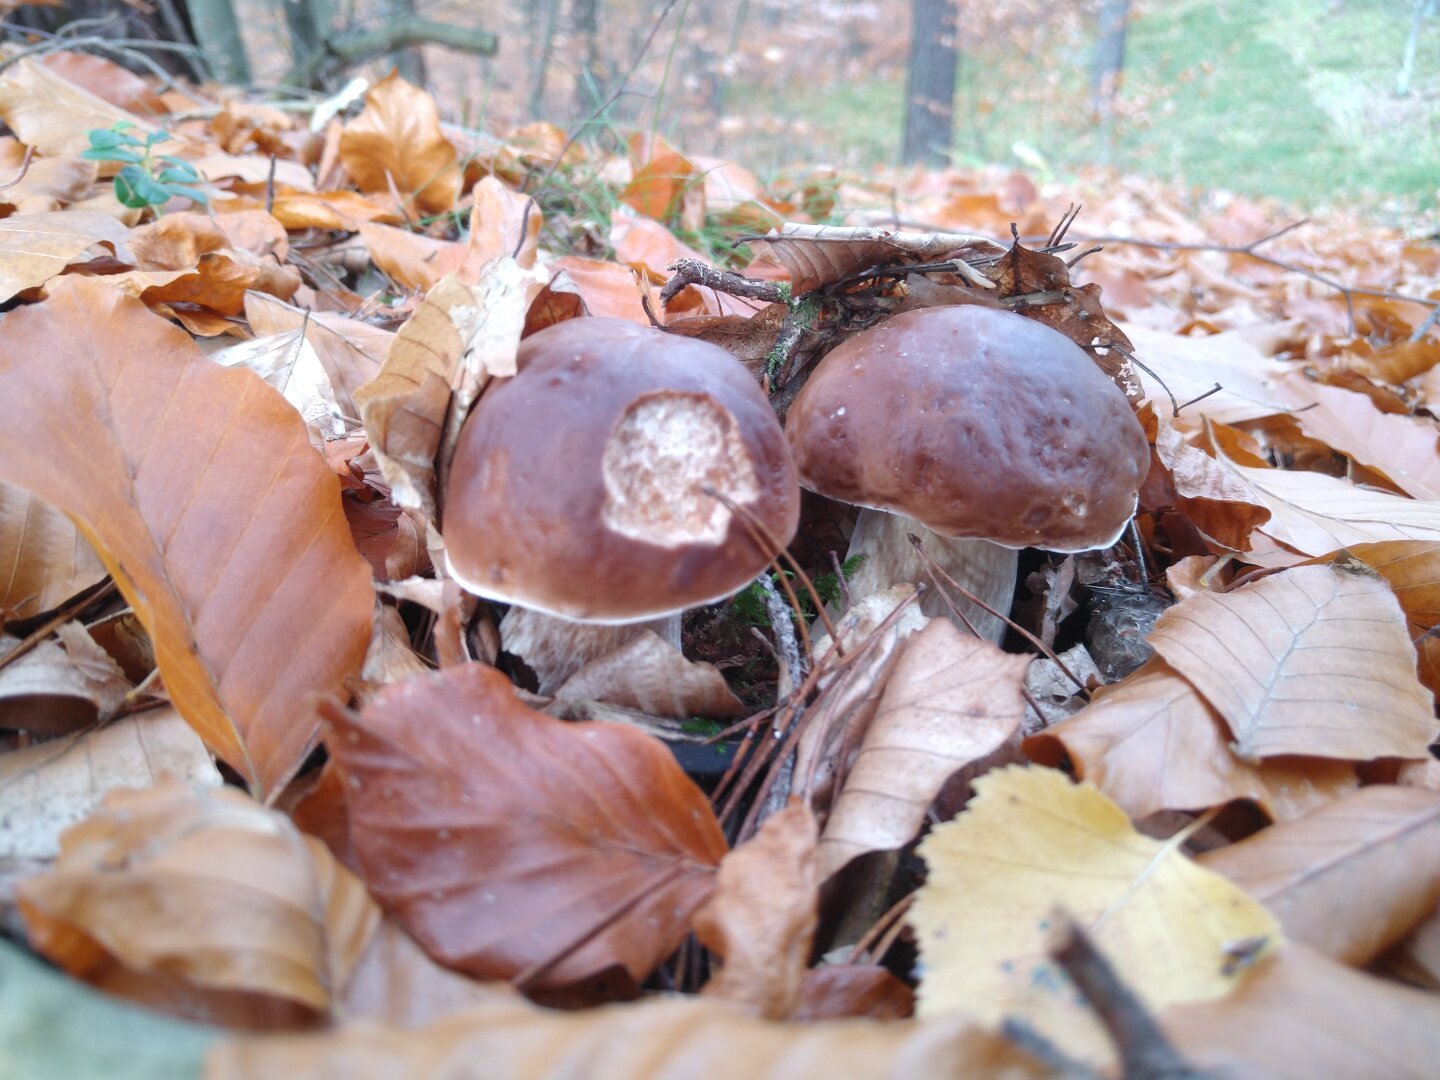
41 50 169 114
1280 376 1440 500
355 260 546 518
207 993 1042 1080
460 175 541 272
1147 563 1437 760
18 779 380 1027
0 279 374 796
1198 785 1440 965
554 631 745 719
546 256 648 323
193 153 315 193
0 707 220 861
695 801 818 1019
1343 540 1440 694
910 765 1280 1061
1218 451 1440 555
340 73 461 216
621 145 699 223
743 225 1003 296
1122 322 1295 426
211 331 344 441
0 138 96 213
321 662 728 988
1025 658 1356 821
0 210 133 302
263 188 402 230
791 965 915 1021
1140 404 1270 551
0 482 106 619
610 209 704 282
817 620 1028 881
245 293 391 424
0 58 160 156
499 608 680 693
0 624 132 734
357 222 463 293
1162 945 1440 1080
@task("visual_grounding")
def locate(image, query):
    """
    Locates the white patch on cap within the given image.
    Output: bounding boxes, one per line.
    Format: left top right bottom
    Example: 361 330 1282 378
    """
601 391 759 547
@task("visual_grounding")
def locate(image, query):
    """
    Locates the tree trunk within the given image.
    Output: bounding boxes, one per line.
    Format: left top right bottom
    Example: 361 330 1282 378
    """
1395 0 1428 97
901 0 959 167
380 0 428 85
527 0 562 119
187 0 250 83
1089 0 1131 162
571 0 603 116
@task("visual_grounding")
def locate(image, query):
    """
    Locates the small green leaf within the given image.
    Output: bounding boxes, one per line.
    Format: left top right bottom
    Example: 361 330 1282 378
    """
161 182 209 205
114 165 172 208
86 128 143 151
145 130 169 147
156 167 198 184
156 156 199 178
81 147 143 165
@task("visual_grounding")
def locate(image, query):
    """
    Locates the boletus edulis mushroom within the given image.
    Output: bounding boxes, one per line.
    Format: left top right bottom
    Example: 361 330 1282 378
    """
785 304 1150 553
443 317 801 624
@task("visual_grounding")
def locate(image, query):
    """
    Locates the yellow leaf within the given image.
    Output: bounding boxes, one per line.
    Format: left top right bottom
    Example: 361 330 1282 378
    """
910 765 1280 1061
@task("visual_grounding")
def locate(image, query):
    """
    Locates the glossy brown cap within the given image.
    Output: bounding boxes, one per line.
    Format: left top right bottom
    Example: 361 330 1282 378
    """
785 305 1150 552
443 317 800 623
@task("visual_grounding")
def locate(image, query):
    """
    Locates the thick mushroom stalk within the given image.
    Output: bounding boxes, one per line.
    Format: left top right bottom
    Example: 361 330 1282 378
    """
785 305 1151 555
443 317 801 625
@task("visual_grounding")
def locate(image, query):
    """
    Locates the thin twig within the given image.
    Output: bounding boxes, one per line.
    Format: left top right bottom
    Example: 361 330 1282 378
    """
0 145 33 191
0 580 118 675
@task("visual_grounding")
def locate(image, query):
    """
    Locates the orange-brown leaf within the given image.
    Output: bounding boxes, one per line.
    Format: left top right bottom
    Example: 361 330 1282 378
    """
321 663 728 988
339 72 462 217
0 278 374 797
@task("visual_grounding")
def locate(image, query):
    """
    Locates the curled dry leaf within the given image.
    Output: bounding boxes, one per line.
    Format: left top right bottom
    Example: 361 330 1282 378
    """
320 663 728 989
17 779 380 1028
0 58 160 156
1162 944 1440 1080
910 765 1280 1062
0 481 106 620
207 994 1043 1080
0 623 133 734
553 631 745 720
1024 657 1356 822
743 224 1003 296
0 706 220 862
0 210 133 303
0 278 374 797
791 965 915 1021
817 620 1028 882
1147 563 1437 761
1218 453 1440 555
694 800 818 1020
357 222 462 293
339 72 462 216
1198 785 1440 966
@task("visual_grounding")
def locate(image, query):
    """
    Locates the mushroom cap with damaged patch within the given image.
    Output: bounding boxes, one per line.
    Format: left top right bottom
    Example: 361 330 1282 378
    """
784 305 1150 552
443 317 801 623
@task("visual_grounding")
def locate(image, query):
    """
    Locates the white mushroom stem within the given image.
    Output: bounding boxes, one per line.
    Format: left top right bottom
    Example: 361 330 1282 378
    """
837 509 1018 643
500 607 683 694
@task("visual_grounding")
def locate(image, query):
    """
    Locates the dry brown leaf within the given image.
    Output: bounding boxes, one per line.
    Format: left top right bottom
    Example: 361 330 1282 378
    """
817 620 1028 881
339 72 461 216
1198 785 1440 965
0 278 374 797
1025 658 1356 822
911 765 1281 1062
1162 944 1440 1080
1280 376 1440 500
321 662 728 988
0 706 220 861
1218 453 1440 554
695 801 818 1019
1147 563 1437 760
0 624 133 734
207 994 1044 1080
0 58 160 156
40 50 168 114
791 965 915 1021
1343 540 1440 694
354 259 544 518
262 188 401 231
620 145 699 223
460 175 541 272
0 138 96 213
0 482 106 620
0 210 133 303
744 224 1003 295
18 779 380 1028
1122 322 1296 426
610 209 704 282
1141 404 1271 551
553 631 745 719
543 256 649 323
499 608 679 693
356 222 462 293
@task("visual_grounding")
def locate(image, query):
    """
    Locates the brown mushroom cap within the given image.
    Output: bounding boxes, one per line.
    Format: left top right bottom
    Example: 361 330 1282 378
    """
784 305 1150 552
443 317 800 623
